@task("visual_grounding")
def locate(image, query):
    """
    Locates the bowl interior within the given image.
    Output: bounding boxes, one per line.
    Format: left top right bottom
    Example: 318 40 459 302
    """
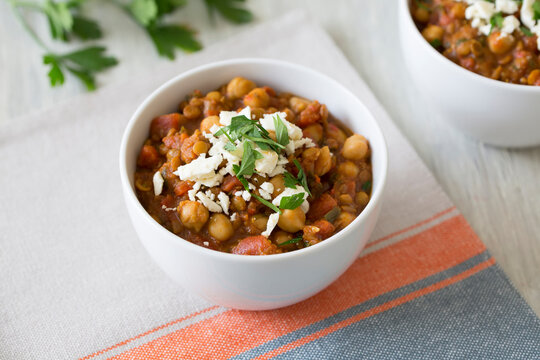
121 59 388 258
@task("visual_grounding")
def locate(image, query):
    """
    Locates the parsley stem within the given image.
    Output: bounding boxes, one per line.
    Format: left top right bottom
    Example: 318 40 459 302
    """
8 3 50 52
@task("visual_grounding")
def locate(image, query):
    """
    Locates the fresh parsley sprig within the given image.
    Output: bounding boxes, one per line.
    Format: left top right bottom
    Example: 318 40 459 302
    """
204 0 253 24
279 193 305 210
293 159 312 197
278 236 303 247
534 0 540 21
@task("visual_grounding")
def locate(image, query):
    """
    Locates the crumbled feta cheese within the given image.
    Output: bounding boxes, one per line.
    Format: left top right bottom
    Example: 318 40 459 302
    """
203 241 209 246
521 0 536 29
153 171 164 196
196 192 222 212
259 188 272 200
501 15 520 34
285 137 316 155
465 1 496 35
241 190 251 201
174 153 224 187
260 182 274 194
230 212 237 221
234 191 243 197
262 212 280 237
260 112 303 140
272 185 310 213
496 0 518 14
217 192 230 215
205 189 216 200
161 205 176 212
219 106 251 126
268 165 287 177
255 149 279 175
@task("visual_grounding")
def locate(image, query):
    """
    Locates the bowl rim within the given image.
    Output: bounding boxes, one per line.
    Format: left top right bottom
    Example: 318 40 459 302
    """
400 0 540 93
119 58 388 264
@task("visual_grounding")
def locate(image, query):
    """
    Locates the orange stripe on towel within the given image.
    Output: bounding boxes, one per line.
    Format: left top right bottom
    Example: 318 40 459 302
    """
255 258 496 360
111 215 486 360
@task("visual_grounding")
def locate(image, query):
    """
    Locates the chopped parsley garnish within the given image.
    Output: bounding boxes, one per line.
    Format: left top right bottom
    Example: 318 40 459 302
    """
279 193 306 210
534 0 540 21
293 159 312 197
278 236 303 247
224 142 236 151
252 194 282 214
429 39 442 48
490 12 504 33
233 141 262 177
521 26 533 37
273 114 290 147
362 180 372 193
324 206 341 223
216 115 284 153
283 171 299 189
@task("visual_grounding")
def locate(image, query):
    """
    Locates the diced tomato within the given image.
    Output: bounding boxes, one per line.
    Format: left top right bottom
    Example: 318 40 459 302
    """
312 219 335 239
180 132 200 163
307 193 338 221
232 236 280 255
297 101 322 128
174 180 193 196
221 175 243 193
150 113 181 140
163 132 188 150
137 145 160 169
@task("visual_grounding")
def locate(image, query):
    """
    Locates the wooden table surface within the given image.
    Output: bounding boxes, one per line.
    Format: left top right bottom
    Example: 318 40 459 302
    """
1 0 539 315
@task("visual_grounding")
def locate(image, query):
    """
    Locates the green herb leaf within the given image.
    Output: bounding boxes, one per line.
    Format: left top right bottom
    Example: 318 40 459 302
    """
224 142 236 151
278 236 303 247
61 46 118 72
490 12 504 33
234 141 261 177
252 193 281 214
362 180 372 193
521 26 533 36
534 0 540 21
67 67 95 91
147 24 202 59
429 39 441 48
129 0 158 26
71 15 102 40
283 171 298 189
204 0 253 24
44 0 73 41
273 114 289 147
43 55 65 87
279 193 306 210
235 173 250 190
293 159 312 197
155 0 187 15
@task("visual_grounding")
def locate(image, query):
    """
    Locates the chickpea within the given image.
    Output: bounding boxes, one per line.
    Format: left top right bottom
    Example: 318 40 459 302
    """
177 201 209 232
243 88 270 108
192 141 209 155
226 77 256 99
183 105 201 120
170 156 181 171
303 124 323 143
273 230 293 245
289 96 310 113
356 191 370 207
251 107 265 120
335 211 355 230
488 32 515 55
342 134 369 160
327 124 347 145
200 115 220 133
231 196 246 211
338 161 359 178
413 7 430 23
208 214 234 242
339 194 353 205
251 214 269 231
314 146 333 176
269 175 285 196
450 3 466 19
278 208 306 233
283 108 296 122
206 91 221 101
527 69 540 85
422 24 444 44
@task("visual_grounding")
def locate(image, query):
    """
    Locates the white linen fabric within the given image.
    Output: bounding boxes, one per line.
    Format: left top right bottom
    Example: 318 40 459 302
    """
0 11 453 359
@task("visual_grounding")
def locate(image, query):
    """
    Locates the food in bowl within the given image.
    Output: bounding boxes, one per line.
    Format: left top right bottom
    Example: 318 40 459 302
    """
412 0 540 85
134 77 373 255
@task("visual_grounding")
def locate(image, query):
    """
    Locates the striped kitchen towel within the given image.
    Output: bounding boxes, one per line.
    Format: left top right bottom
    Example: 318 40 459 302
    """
0 11 538 360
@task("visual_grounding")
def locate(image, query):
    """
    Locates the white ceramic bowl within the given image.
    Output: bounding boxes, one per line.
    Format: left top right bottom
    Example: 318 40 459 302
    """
119 59 388 310
399 0 540 148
